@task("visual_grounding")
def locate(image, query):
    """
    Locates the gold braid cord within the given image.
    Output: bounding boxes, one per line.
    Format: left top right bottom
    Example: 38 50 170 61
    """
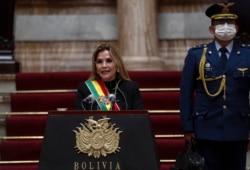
196 47 226 98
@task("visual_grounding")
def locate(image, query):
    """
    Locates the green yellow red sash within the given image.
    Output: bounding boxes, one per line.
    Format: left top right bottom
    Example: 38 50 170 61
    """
85 80 120 111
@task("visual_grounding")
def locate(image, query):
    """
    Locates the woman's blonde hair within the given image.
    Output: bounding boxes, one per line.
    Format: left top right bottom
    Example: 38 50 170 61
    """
88 43 130 81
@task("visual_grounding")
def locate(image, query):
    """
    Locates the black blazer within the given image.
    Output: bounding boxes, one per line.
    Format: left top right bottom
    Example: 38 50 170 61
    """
74 79 144 110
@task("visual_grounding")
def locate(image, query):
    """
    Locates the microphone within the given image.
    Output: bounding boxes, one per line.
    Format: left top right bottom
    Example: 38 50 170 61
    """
108 94 116 103
83 94 94 103
81 94 95 110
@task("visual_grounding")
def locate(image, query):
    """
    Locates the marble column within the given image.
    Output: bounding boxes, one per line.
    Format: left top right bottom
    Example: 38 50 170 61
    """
117 0 162 70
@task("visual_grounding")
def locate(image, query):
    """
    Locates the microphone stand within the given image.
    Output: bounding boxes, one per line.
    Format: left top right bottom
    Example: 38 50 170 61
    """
90 101 94 110
81 99 86 110
109 94 116 111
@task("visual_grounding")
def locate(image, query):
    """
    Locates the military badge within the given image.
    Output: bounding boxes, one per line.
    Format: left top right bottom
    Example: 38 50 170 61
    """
73 116 122 158
205 63 210 68
204 62 212 72
237 68 248 77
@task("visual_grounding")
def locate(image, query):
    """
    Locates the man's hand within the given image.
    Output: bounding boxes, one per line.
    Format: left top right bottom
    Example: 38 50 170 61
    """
184 132 195 143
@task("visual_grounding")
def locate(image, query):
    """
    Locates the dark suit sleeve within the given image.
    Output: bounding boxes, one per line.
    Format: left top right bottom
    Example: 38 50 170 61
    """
180 48 199 132
74 82 90 110
130 81 144 110
118 80 144 110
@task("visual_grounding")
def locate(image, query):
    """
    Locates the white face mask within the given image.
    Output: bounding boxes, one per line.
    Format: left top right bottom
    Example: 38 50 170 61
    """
214 23 236 41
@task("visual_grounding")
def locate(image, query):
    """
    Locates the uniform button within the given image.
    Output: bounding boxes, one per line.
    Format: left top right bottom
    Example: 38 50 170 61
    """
223 105 227 109
195 112 199 116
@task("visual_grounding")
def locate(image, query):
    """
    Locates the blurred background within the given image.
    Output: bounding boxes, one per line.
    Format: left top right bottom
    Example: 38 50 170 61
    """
0 0 249 73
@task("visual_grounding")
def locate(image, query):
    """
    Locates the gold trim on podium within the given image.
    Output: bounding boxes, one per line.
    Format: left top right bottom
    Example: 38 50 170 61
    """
0 87 180 94
0 110 180 116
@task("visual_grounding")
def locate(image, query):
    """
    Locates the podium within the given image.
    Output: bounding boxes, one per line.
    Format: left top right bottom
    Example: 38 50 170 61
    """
38 110 159 170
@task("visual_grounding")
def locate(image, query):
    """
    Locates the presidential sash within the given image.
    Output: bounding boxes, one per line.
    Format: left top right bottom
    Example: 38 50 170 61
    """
85 80 120 111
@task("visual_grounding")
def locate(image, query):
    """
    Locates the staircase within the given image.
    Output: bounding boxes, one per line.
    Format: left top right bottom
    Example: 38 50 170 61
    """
0 71 184 170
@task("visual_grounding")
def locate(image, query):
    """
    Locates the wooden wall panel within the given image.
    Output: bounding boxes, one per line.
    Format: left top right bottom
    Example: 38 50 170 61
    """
15 41 118 72
15 39 213 72
159 0 214 12
16 0 116 14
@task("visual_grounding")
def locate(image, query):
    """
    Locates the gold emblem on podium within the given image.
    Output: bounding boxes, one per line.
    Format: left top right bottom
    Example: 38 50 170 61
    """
73 116 122 158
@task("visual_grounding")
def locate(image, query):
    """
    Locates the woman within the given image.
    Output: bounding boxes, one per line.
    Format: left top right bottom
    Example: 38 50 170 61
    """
74 43 144 110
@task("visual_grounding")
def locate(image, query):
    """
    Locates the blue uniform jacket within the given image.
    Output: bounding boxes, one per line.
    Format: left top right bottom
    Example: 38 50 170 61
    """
180 41 250 141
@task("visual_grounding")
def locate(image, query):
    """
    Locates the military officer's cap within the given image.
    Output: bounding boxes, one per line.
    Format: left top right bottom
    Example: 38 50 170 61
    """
205 2 238 20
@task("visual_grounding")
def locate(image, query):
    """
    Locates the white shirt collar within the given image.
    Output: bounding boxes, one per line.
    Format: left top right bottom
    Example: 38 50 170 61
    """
215 40 234 53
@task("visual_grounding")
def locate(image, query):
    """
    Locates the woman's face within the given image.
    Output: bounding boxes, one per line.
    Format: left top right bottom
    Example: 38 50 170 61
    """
95 50 117 82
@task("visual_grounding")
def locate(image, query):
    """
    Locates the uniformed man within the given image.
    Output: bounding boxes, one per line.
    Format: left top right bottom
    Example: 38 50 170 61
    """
180 2 250 170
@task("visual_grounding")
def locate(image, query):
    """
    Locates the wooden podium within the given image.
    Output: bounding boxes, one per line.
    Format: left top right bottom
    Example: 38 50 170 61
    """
38 110 159 170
